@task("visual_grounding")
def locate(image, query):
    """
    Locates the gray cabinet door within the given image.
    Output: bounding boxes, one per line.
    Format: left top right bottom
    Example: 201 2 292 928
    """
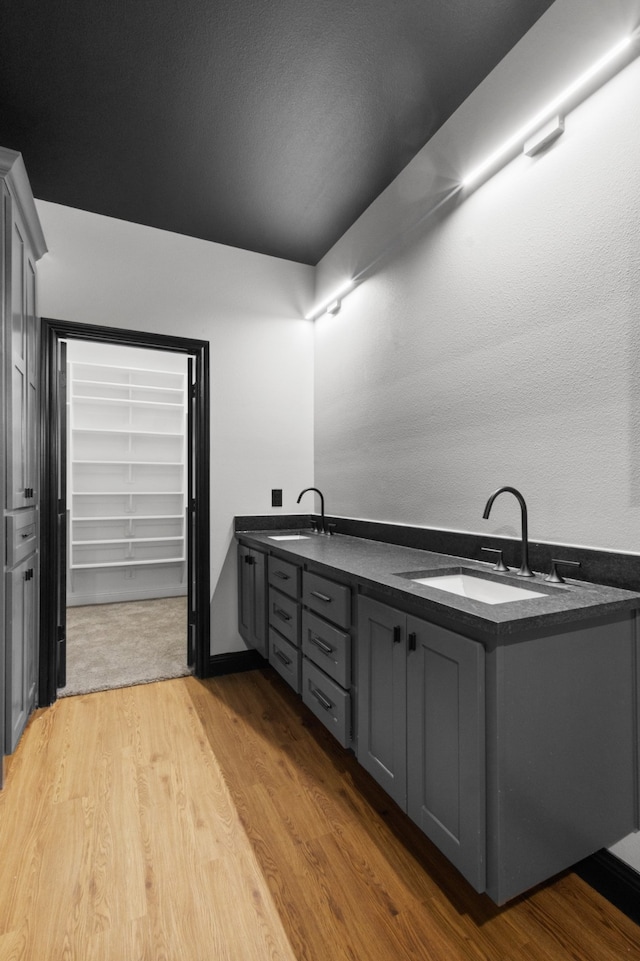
237 545 267 657
6 208 36 511
406 615 485 892
25 255 38 506
5 554 36 753
357 596 407 808
238 544 253 643
251 549 267 656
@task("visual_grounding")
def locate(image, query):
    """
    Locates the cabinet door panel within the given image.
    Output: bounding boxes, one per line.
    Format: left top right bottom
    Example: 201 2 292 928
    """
25 256 38 499
302 609 351 688
302 658 351 748
269 630 300 693
407 616 485 892
237 545 267 657
238 545 254 644
303 571 350 628
268 587 300 647
252 550 267 655
5 556 35 753
6 214 33 509
268 555 300 599
357 596 407 808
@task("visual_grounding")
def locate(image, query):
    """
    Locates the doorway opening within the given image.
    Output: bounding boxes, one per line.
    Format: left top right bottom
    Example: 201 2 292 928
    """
39 320 210 707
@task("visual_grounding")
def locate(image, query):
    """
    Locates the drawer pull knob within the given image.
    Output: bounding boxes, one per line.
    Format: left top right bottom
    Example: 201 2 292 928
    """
274 570 290 580
393 625 402 644
21 532 31 539
310 590 332 603
408 631 417 651
274 606 291 622
274 648 292 667
309 633 333 655
310 686 333 712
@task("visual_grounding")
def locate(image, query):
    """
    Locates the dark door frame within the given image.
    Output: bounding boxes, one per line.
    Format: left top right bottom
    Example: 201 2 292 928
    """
39 318 210 706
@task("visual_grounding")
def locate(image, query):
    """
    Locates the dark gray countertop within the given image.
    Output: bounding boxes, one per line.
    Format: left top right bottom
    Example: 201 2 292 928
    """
236 528 640 640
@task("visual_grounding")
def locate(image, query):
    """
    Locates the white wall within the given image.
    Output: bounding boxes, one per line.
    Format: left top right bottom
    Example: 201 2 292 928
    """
36 202 315 654
314 2 640 554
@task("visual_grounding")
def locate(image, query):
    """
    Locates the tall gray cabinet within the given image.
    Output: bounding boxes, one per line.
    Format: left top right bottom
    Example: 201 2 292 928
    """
1 148 47 771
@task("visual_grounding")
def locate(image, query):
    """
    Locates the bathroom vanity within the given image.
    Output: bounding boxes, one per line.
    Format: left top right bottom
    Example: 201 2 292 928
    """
235 526 640 904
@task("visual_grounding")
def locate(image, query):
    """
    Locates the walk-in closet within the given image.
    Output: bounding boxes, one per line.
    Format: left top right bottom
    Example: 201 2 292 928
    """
61 340 191 696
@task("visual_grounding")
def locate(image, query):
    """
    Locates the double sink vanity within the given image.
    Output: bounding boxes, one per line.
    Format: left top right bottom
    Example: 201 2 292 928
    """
236 519 640 905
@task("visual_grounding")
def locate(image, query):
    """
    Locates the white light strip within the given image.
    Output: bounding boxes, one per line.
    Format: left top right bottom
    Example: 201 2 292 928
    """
462 34 633 187
305 279 355 320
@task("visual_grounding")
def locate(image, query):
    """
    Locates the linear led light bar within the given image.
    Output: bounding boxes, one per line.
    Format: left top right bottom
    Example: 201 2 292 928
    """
461 34 633 188
305 279 355 320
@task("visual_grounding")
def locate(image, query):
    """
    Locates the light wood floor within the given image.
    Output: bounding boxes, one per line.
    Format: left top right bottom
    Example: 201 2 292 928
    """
1 670 639 961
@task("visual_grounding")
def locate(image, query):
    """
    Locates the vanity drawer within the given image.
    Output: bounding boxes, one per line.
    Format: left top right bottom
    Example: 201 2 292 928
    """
302 609 351 689
268 587 300 647
302 571 351 629
268 555 300 599
6 510 37 567
269 630 301 693
302 659 351 748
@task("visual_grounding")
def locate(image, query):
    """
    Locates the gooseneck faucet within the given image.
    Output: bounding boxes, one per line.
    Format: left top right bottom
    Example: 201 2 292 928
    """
482 486 534 577
297 487 328 534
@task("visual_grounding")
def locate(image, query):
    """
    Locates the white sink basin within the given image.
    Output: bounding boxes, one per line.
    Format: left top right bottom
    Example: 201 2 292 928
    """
268 534 309 541
411 573 544 605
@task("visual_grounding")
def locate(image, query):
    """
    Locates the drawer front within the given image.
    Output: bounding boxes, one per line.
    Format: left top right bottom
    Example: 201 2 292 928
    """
268 587 301 647
302 659 351 749
303 571 351 628
302 609 351 689
268 555 300 599
6 510 37 568
269 630 301 693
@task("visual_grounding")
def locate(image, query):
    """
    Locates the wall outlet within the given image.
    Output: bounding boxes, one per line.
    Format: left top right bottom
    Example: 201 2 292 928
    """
271 489 283 507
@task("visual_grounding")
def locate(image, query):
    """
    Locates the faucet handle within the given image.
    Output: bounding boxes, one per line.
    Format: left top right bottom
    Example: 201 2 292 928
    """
481 547 509 572
546 558 581 584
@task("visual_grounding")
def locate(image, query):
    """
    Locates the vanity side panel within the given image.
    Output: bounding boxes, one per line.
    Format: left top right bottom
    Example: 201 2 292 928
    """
486 614 638 905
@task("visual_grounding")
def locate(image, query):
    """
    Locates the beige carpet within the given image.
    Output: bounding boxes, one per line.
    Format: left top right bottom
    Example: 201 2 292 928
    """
60 596 191 697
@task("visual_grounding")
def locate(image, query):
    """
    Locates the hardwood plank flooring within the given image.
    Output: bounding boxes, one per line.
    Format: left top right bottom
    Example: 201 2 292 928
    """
1 668 640 960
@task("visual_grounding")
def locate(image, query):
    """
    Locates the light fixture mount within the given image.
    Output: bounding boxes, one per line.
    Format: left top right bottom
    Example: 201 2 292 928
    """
523 115 565 156
305 278 355 321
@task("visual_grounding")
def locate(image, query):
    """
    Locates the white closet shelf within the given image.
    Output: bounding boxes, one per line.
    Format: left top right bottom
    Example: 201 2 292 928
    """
73 514 184 522
73 378 183 392
72 491 183 496
71 395 184 409
72 536 183 546
72 428 183 437
73 460 184 466
71 558 185 570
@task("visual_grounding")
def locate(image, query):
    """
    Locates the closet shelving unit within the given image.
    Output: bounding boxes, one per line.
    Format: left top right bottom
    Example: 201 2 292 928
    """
68 361 187 606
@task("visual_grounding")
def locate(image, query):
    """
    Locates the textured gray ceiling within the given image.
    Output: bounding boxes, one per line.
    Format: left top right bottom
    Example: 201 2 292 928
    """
0 0 556 264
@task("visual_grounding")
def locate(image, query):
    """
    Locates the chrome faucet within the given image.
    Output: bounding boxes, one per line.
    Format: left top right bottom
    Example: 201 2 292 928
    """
297 487 328 534
482 486 534 577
